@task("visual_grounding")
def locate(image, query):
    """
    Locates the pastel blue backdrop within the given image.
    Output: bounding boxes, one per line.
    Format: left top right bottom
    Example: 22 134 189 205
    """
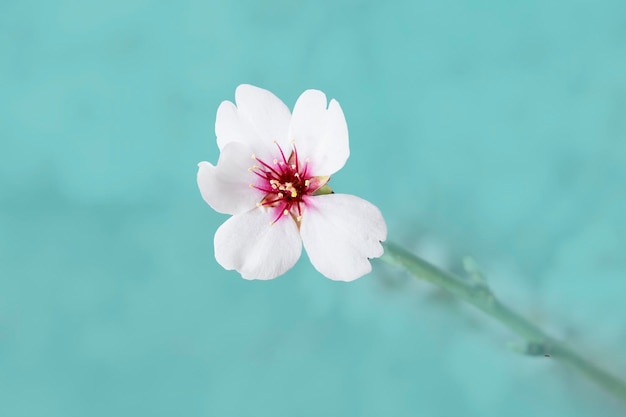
1 1 625 416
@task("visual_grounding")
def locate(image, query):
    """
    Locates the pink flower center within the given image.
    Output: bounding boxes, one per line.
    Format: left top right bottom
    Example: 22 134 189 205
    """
249 141 327 224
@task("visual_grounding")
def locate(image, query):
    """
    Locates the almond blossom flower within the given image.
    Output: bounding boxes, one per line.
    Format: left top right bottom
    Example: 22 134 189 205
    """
197 84 387 281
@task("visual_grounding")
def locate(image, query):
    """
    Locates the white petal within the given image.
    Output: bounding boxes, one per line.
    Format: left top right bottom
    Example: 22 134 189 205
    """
197 142 264 215
289 90 349 176
215 100 261 151
300 194 387 281
236 84 291 149
214 208 302 280
216 85 292 160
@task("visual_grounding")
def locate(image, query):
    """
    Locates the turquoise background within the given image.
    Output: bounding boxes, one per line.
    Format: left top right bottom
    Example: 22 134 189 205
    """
2 1 626 416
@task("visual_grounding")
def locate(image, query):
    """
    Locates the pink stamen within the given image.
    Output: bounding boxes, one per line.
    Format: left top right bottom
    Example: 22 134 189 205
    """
275 141 289 165
270 203 288 224
254 157 281 177
292 143 300 173
251 141 323 225
251 184 276 193
251 170 271 181
301 159 310 179
261 197 283 206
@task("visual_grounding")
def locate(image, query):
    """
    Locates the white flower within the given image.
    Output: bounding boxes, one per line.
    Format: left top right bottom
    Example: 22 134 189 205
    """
197 84 387 281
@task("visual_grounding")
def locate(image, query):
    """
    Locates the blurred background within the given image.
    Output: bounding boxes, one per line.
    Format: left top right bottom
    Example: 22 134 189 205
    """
1 0 626 416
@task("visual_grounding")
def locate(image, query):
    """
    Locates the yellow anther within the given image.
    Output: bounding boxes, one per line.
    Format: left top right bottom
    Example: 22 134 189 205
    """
256 202 262 207
277 193 284 198
304 179 310 187
273 159 278 164
251 154 256 159
291 164 296 169
296 216 302 222
249 184 254 188
291 190 297 198
283 209 289 216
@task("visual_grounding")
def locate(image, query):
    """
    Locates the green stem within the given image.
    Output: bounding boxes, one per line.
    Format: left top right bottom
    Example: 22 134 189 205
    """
380 241 626 402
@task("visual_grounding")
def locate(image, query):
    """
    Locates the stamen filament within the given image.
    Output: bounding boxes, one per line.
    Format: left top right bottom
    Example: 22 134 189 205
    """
251 184 277 193
292 142 300 173
275 141 289 165
253 156 282 177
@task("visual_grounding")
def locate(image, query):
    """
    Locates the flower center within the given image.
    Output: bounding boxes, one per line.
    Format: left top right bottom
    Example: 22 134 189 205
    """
249 141 327 225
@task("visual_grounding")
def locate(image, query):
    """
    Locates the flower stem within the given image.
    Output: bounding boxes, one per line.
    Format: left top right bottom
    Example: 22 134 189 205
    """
379 241 626 402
